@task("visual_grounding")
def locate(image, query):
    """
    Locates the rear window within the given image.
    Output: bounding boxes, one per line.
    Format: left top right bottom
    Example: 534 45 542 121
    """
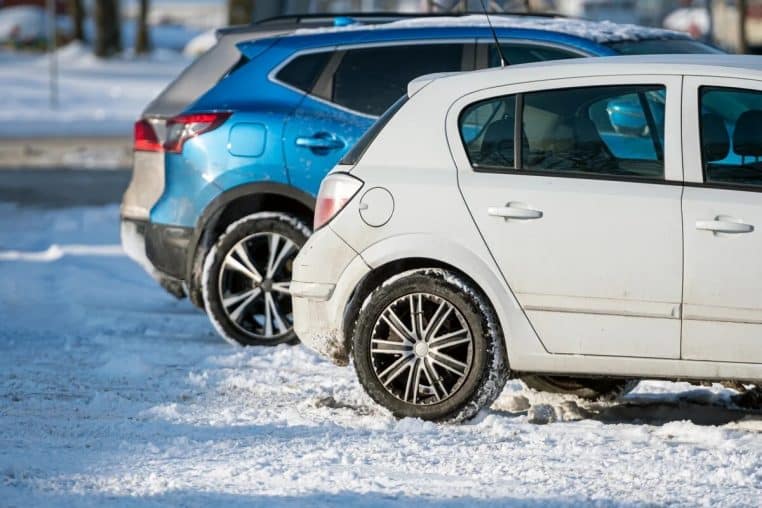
276 51 332 93
340 94 409 166
607 39 724 55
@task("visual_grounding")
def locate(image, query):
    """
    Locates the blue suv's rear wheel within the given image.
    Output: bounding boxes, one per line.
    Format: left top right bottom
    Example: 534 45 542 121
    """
202 212 311 346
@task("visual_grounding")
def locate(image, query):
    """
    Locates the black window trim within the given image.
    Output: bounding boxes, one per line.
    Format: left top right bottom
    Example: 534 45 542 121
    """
460 84 670 185
269 39 474 119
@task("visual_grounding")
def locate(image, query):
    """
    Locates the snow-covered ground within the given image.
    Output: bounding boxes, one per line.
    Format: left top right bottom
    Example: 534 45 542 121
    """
1 202 761 507
0 43 191 138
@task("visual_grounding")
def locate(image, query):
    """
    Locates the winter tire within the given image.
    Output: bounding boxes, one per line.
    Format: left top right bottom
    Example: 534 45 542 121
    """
202 212 310 346
521 375 638 401
352 269 509 422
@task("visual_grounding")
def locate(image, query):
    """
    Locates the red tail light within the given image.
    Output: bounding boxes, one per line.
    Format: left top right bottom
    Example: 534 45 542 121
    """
133 119 162 152
314 172 363 230
164 112 232 154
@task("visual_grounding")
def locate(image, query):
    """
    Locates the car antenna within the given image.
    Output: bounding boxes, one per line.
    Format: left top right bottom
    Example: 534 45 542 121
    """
479 0 506 67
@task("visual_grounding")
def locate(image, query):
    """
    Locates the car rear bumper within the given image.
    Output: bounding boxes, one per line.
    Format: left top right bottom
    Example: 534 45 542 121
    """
144 222 193 282
121 217 187 299
292 226 370 365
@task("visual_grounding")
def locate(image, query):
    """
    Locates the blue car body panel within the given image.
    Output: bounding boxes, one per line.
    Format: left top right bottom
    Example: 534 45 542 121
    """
153 26 623 229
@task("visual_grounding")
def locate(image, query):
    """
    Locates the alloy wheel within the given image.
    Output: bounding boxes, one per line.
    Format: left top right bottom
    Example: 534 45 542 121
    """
217 232 297 342
370 292 474 405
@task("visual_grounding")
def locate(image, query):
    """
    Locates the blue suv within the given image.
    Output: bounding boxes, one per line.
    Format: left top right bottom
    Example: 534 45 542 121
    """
120 14 720 346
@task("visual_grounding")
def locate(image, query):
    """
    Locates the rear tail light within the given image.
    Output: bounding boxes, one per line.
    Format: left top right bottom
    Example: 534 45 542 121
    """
133 119 162 152
164 112 231 154
314 172 363 230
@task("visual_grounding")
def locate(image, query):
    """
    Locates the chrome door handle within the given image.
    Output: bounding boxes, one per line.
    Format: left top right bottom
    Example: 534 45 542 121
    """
696 216 754 234
487 203 543 220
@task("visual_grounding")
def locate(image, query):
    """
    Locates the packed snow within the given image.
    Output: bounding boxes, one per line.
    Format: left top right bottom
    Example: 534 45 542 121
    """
1 201 761 506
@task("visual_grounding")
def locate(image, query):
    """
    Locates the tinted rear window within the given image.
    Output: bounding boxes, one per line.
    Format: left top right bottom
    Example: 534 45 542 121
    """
340 94 409 166
276 51 332 93
332 44 463 116
608 39 724 55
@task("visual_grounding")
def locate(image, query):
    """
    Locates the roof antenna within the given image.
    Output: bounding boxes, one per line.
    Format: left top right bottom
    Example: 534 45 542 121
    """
479 0 506 67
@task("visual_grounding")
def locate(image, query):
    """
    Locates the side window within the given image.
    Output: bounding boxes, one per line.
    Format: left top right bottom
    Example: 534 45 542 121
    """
458 85 666 178
459 95 517 169
587 89 665 161
700 87 762 188
487 43 580 67
522 85 665 178
332 44 464 116
276 51 333 93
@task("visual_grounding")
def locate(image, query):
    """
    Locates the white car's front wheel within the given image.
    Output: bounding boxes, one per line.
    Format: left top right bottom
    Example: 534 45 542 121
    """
202 212 310 347
352 269 509 422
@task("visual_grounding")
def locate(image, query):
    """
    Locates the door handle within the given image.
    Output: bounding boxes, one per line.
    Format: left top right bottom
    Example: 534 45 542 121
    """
696 216 754 234
295 133 344 151
487 203 543 220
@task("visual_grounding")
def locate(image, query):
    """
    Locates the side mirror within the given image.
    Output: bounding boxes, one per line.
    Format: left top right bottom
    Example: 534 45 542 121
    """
606 98 647 135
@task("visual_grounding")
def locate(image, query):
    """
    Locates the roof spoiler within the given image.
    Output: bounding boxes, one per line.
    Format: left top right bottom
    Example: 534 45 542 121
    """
236 37 280 60
407 72 459 97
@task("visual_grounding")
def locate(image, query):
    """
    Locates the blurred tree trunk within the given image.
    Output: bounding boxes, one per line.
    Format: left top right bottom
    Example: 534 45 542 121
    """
94 0 122 58
228 0 254 25
738 0 748 54
68 0 85 42
135 0 151 54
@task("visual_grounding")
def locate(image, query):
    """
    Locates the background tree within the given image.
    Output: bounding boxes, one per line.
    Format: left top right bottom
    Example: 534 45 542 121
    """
68 0 85 42
135 0 151 54
228 0 254 25
738 0 748 54
94 0 122 58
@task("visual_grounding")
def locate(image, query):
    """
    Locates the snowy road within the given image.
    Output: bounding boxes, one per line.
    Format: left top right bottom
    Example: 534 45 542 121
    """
1 201 761 507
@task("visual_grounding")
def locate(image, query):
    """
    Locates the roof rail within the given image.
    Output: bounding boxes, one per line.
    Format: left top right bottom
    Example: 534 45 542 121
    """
253 11 566 26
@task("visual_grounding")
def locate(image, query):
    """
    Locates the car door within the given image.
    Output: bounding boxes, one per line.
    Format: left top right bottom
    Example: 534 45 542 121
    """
282 42 468 196
450 75 684 358
681 76 762 364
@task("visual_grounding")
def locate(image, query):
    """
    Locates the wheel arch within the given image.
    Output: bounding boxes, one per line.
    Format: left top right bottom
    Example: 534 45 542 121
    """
341 233 543 362
186 182 315 307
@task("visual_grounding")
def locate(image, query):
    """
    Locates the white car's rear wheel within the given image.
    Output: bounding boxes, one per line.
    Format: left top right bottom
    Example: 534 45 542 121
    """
352 269 508 422
202 212 310 346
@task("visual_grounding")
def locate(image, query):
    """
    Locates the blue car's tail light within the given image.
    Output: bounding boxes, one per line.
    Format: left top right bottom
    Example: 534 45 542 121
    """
164 112 232 154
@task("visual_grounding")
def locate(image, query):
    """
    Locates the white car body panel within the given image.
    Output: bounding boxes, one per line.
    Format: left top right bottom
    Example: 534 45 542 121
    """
447 75 683 359
293 55 762 383
681 75 762 364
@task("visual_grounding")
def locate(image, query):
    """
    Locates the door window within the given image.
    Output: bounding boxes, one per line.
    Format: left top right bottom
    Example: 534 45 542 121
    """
459 85 666 178
522 85 665 178
331 44 464 116
699 87 762 188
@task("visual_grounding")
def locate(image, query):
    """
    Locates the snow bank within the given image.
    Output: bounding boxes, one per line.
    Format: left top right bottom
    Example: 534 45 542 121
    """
0 42 191 138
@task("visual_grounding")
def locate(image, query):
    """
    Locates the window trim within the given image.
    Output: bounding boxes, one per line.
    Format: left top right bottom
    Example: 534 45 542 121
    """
459 84 669 182
269 39 474 119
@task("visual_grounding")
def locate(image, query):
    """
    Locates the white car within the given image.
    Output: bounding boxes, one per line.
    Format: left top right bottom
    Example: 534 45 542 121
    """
291 55 762 422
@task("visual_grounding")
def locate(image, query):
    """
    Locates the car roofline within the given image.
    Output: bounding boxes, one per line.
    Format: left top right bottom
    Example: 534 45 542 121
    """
415 54 762 93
